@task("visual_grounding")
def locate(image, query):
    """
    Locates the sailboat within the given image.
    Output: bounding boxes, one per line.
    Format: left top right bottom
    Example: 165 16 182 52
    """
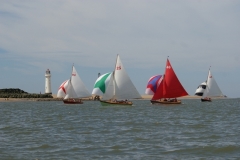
92 55 141 106
150 58 188 104
201 67 224 102
57 65 91 104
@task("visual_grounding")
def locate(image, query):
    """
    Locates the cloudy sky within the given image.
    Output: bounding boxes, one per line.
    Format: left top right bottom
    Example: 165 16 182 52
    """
0 0 239 98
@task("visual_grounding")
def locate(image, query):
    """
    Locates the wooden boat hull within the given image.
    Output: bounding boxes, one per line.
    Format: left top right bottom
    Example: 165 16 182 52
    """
100 100 133 106
63 99 83 104
201 98 211 102
151 100 181 104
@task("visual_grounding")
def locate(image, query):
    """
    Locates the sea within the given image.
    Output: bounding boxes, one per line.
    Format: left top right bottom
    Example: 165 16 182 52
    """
0 98 240 160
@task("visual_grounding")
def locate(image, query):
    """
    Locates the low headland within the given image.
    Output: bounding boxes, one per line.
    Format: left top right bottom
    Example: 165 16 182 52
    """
0 88 56 102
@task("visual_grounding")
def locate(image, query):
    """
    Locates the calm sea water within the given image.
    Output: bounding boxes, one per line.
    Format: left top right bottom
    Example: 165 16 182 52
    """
0 99 240 159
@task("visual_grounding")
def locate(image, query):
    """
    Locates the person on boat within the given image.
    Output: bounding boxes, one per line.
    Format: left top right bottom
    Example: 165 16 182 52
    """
163 98 167 101
204 97 210 100
174 98 177 102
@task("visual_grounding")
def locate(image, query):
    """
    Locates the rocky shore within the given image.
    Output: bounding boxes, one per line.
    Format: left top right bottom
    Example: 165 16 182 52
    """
0 98 58 102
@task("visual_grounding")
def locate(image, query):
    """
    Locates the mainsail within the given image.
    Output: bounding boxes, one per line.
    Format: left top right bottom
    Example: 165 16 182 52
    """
113 55 141 99
97 55 141 101
202 69 223 98
152 58 188 100
71 66 91 98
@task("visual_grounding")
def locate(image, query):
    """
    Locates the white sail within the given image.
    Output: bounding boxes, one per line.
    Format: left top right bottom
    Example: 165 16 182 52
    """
202 70 223 98
71 66 91 98
113 55 141 99
64 80 78 99
57 80 69 98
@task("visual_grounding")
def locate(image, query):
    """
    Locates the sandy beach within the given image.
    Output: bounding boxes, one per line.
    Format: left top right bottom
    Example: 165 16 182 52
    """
0 98 28 102
0 95 202 102
141 95 201 100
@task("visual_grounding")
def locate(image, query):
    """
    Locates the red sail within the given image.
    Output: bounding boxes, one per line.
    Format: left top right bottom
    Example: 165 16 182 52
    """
152 59 188 100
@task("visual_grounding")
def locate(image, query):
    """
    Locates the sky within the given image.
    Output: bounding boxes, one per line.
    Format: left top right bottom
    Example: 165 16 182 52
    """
0 0 240 98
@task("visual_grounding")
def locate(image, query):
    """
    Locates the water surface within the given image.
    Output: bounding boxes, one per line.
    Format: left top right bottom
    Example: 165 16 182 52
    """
0 99 240 159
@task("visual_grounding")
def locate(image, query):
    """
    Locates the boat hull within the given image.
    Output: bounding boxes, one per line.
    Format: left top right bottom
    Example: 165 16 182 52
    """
151 100 181 104
63 99 83 104
100 100 133 106
201 98 212 102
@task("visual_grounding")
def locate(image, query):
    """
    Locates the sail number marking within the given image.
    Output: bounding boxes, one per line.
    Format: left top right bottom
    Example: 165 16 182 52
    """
166 66 171 69
116 66 121 70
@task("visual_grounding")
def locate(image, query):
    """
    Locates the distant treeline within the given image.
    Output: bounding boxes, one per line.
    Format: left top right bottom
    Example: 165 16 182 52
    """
0 88 53 98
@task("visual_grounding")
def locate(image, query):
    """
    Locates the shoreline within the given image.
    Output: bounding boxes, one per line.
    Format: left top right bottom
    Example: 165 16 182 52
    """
0 95 230 102
141 95 201 100
0 98 63 102
0 95 200 102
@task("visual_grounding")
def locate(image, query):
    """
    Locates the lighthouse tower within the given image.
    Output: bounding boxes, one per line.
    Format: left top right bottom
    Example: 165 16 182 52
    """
45 69 52 94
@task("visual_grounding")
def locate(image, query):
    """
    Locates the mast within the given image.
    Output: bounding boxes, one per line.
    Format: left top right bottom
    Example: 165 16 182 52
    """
70 63 74 85
65 64 74 99
113 54 119 99
71 63 74 78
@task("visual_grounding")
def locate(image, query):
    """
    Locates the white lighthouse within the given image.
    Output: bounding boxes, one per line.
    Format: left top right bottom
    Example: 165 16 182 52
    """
45 69 52 94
